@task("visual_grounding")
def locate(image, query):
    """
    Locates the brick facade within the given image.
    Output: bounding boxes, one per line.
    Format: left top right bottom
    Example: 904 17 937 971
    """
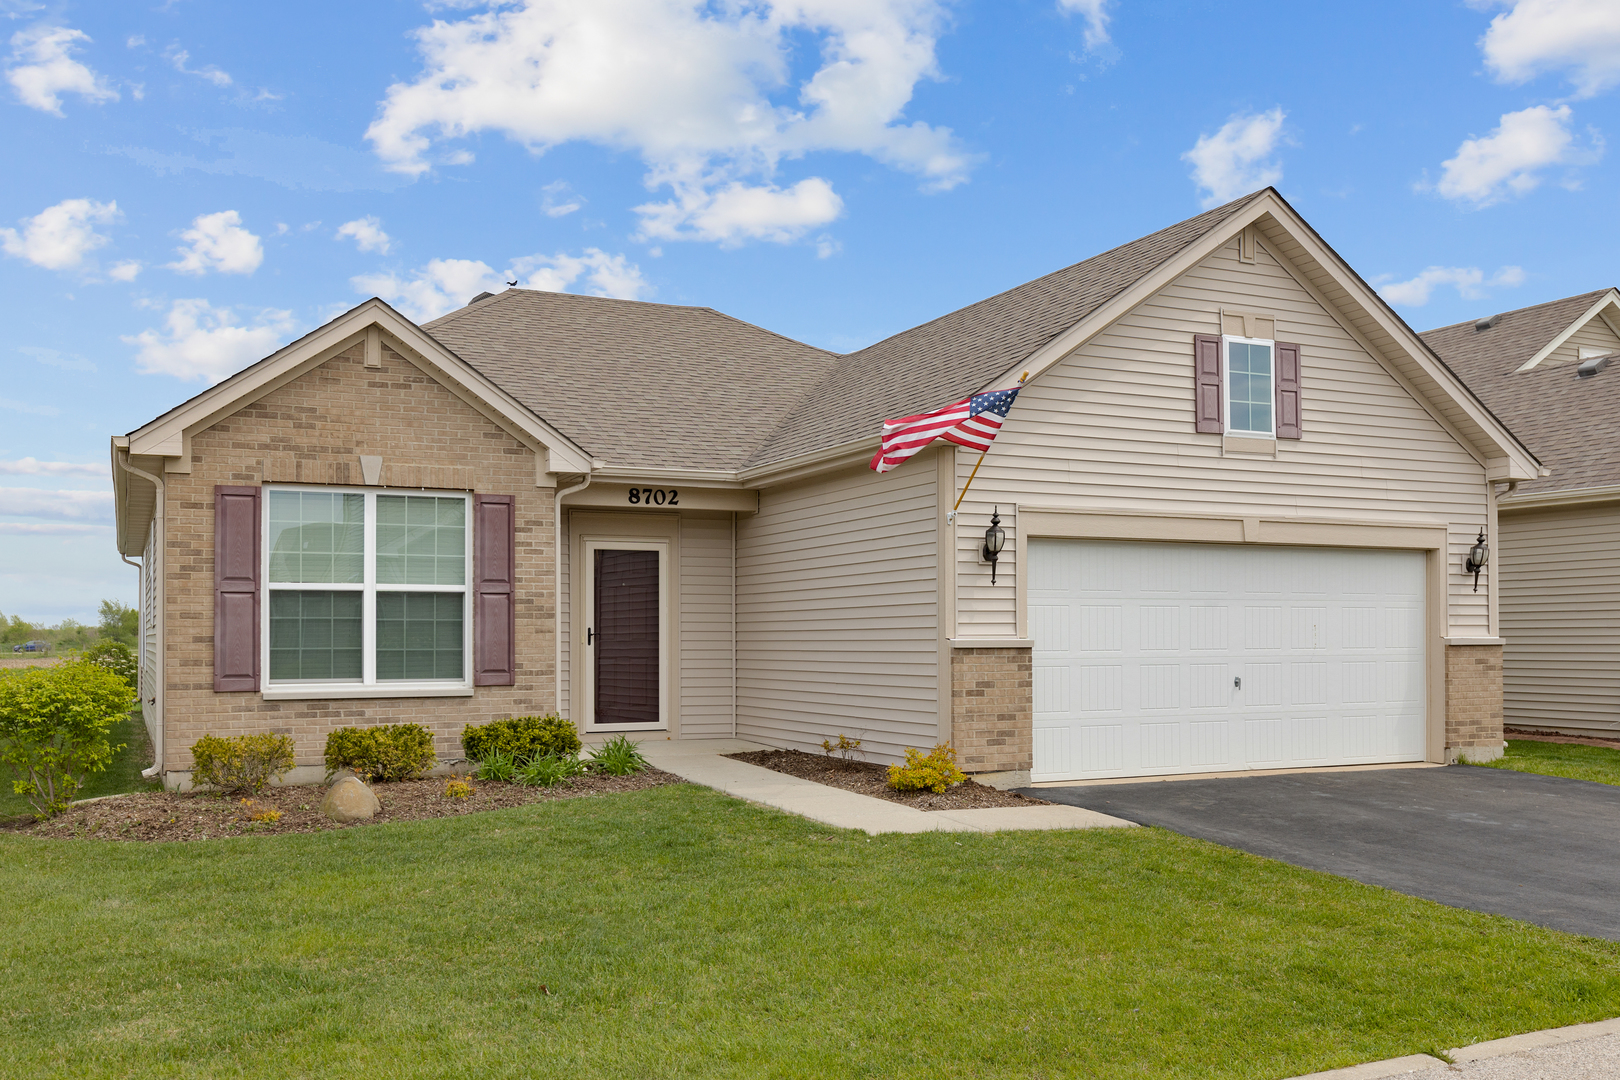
950 647 1033 773
160 340 556 773
1445 643 1505 762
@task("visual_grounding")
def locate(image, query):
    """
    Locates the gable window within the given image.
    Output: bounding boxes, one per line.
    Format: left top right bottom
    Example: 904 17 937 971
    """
263 486 471 691
1223 335 1275 437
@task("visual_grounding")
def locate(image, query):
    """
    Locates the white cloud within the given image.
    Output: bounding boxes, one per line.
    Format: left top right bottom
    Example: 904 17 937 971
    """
0 522 110 535
5 24 117 115
0 457 105 476
635 177 843 245
123 299 296 383
540 180 583 217
355 248 650 322
1057 0 1113 52
1182 108 1287 208
1478 0 1620 98
108 259 140 281
0 395 59 417
17 345 95 372
1436 104 1597 206
336 216 392 254
0 487 112 522
165 46 231 88
166 210 264 275
364 0 973 247
1378 265 1527 307
0 198 118 270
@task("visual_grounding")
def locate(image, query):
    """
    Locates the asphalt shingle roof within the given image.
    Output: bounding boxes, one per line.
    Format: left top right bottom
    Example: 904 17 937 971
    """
1421 291 1620 497
423 192 1267 472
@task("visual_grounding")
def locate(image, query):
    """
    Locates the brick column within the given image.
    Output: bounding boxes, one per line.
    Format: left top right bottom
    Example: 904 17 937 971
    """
1445 644 1504 763
950 647 1032 774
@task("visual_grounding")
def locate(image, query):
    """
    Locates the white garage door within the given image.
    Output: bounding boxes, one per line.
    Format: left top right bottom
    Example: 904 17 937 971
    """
1029 540 1426 783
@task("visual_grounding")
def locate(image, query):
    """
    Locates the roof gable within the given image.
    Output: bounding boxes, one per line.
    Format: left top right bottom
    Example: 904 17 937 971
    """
1420 290 1617 378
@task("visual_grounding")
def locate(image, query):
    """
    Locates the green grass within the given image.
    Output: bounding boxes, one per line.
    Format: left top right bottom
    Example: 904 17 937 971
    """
0 709 160 821
4 787 1620 1078
1479 738 1620 787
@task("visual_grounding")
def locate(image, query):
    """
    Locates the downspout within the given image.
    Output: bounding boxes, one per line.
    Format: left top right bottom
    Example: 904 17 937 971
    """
554 465 596 724
115 450 165 781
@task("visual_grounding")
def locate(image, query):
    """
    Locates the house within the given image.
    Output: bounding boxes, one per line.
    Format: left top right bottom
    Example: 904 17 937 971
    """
1422 291 1620 739
111 188 1538 788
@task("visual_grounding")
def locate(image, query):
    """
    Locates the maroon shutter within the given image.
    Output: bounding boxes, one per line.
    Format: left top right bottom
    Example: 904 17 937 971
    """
1193 334 1223 433
473 494 516 686
1275 341 1302 439
214 485 261 692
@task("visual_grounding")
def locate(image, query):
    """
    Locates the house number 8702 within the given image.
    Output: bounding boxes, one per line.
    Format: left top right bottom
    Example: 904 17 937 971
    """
627 488 678 506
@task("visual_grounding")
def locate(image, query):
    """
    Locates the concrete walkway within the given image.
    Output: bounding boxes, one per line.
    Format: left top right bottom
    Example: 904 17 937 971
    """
1288 1016 1620 1078
638 738 1134 835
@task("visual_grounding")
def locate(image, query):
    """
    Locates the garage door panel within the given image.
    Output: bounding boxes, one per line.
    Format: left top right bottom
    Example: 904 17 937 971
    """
1030 539 1427 783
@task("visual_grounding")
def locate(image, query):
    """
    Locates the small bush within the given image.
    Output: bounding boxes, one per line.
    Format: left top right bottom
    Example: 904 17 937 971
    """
324 723 437 782
474 749 518 783
444 777 472 800
81 639 137 689
237 799 282 824
191 733 296 795
586 735 649 776
887 744 967 794
517 752 587 787
820 733 865 767
462 714 581 763
0 658 135 819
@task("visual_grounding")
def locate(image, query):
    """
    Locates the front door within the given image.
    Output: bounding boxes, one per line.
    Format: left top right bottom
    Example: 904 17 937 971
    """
592 548 660 726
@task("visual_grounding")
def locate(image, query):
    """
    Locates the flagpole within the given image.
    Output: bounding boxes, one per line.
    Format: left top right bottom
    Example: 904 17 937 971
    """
946 452 986 525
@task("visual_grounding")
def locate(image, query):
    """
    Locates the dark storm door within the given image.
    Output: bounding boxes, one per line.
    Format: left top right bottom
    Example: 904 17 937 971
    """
593 549 660 726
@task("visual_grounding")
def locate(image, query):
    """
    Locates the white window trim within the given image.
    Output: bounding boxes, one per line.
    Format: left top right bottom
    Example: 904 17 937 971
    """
581 537 670 732
260 485 474 700
1222 333 1277 439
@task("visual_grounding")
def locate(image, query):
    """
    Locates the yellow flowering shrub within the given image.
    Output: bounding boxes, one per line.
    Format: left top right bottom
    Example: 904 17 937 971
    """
886 744 967 794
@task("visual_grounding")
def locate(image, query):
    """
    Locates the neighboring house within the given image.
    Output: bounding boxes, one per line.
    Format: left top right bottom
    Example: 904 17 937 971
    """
112 188 1538 788
1422 291 1620 738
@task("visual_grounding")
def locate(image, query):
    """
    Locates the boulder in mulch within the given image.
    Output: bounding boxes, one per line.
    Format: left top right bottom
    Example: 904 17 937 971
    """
321 776 381 822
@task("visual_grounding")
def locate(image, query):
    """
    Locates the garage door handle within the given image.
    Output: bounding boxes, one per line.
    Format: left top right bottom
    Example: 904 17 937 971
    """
587 627 595 646
1233 676 1241 689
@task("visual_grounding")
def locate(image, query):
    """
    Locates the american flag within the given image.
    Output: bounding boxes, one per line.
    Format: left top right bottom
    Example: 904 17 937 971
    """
870 385 1021 473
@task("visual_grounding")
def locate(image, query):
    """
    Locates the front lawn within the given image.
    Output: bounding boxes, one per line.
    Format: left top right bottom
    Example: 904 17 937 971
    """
5 784 1620 1079
0 709 159 821
1479 738 1620 788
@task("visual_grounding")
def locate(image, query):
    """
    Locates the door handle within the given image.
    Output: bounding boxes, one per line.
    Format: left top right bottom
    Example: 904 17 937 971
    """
1233 676 1241 689
587 627 594 645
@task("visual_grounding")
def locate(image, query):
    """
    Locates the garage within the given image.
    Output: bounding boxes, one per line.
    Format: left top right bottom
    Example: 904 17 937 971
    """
1029 539 1427 783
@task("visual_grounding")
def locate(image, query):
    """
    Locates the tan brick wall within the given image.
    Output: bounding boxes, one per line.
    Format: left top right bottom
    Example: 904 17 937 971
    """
160 341 555 772
951 647 1032 773
1446 644 1504 753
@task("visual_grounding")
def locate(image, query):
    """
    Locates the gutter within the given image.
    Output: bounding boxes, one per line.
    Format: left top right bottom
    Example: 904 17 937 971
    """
114 448 165 781
553 462 600 723
1497 482 1620 511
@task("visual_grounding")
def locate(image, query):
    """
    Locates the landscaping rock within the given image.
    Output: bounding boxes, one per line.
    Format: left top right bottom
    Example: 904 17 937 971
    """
320 776 380 822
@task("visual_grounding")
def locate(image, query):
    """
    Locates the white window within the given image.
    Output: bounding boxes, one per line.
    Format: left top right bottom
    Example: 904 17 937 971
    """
263 486 472 696
1223 335 1275 437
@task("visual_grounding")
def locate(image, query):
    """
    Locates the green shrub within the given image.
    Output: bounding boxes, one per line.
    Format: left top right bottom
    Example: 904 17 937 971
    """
0 658 135 819
81 639 137 689
190 733 296 794
474 748 519 783
586 735 649 776
516 752 587 787
324 723 437 782
887 744 967 794
461 714 581 763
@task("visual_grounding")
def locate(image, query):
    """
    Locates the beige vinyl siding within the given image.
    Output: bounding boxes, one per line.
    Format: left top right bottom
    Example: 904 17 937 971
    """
952 234 1491 638
736 459 939 761
1498 502 1620 734
679 512 736 738
1545 316 1620 366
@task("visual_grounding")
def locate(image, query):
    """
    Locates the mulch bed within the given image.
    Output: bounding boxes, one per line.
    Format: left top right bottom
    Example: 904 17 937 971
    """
1 769 681 842
1507 728 1620 750
728 749 1048 811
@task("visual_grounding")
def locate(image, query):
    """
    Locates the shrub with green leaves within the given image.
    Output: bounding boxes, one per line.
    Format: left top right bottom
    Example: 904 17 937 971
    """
586 735 649 776
887 744 967 794
461 714 581 763
324 723 437 782
516 752 588 787
474 748 519 783
0 658 135 819
190 733 296 794
81 639 137 689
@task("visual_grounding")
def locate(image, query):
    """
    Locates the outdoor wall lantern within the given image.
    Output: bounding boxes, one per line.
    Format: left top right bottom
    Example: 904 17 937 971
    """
983 507 1006 585
1464 528 1489 592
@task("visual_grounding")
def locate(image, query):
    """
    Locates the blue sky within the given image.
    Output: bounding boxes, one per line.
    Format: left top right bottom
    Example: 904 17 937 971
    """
3 0 1618 623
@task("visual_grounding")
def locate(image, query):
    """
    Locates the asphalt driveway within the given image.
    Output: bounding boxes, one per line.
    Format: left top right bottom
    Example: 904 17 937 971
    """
1024 765 1620 940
